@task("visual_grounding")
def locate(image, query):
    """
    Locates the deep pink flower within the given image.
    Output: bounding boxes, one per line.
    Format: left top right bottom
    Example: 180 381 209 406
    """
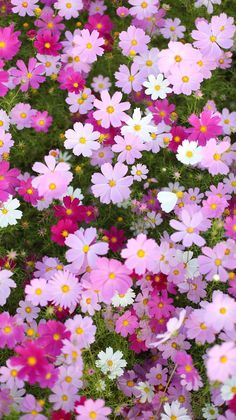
169 126 188 152
37 320 71 357
116 310 138 337
188 110 223 145
0 161 20 202
31 111 53 132
0 24 21 61
0 69 8 96
34 30 62 56
10 57 45 92
58 66 85 94
85 13 113 35
149 99 176 126
147 290 174 319
18 177 39 205
0 312 24 349
51 218 77 246
11 340 51 384
102 226 126 252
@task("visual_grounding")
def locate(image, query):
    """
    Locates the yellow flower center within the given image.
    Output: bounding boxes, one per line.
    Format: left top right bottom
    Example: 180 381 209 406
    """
137 249 145 258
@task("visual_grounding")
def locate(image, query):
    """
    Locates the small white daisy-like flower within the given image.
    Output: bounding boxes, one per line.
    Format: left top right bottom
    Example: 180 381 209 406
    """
143 73 172 100
135 381 155 403
121 108 156 143
111 288 136 307
95 347 127 379
131 163 149 181
176 140 203 166
221 376 236 401
161 400 191 420
0 196 22 228
65 122 100 157
202 404 219 419
0 269 16 306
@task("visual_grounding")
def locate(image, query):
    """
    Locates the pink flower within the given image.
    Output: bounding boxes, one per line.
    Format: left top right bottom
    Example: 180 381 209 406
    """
170 207 207 247
93 90 130 129
192 14 236 58
31 110 52 132
11 0 38 16
115 63 144 94
32 155 72 200
119 26 150 56
0 161 20 202
0 24 21 61
0 312 24 349
76 399 111 420
121 233 160 275
90 257 132 303
73 29 104 63
188 110 223 145
34 6 65 34
57 66 85 93
85 13 113 35
65 227 108 272
204 290 236 332
225 216 236 240
115 310 138 337
10 57 45 92
20 394 46 420
47 269 82 310
18 177 39 205
10 103 36 130
198 242 235 282
160 18 186 41
91 162 133 204
37 320 70 357
168 64 203 95
112 134 145 165
207 342 236 382
66 314 96 348
25 278 49 306
201 138 230 175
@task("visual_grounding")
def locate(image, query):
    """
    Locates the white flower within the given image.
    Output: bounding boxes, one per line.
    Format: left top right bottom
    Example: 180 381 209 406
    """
0 109 10 131
61 186 84 203
121 108 156 142
0 196 22 228
202 404 219 419
131 164 148 181
64 122 100 157
221 376 236 401
176 140 203 166
0 269 16 305
95 347 127 379
135 381 155 403
150 310 186 346
161 400 191 420
145 211 163 228
143 73 172 100
194 0 221 14
111 288 135 307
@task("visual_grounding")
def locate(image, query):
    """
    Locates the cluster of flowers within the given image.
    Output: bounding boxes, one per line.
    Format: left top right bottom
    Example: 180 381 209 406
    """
0 0 236 418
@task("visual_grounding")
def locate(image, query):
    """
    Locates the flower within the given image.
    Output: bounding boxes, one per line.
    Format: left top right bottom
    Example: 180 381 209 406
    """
54 0 83 19
115 310 138 337
121 108 156 142
135 381 155 403
201 138 230 175
93 90 130 128
31 110 53 132
168 64 203 95
20 394 47 420
0 312 24 349
65 122 100 157
0 24 21 61
32 155 73 200
121 233 159 275
35 6 65 34
51 219 77 246
57 66 85 93
160 18 186 41
188 110 223 145
90 257 132 303
65 227 108 272
112 133 145 165
25 278 49 306
11 0 38 16
10 102 35 130
0 196 22 228
176 140 203 165
204 290 236 333
49 383 78 412
66 314 96 348
170 207 207 247
194 0 221 14
119 25 150 56
0 269 16 305
11 57 45 92
96 347 127 379
73 29 104 63
150 309 186 346
207 342 236 382
75 399 111 420
91 162 133 204
221 377 236 402
161 400 191 420
34 30 62 56
143 73 172 100
47 269 81 309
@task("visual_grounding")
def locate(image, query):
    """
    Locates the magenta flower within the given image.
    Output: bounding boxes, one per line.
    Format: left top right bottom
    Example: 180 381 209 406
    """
31 110 53 132
0 161 20 202
0 69 8 96
225 216 236 240
207 342 236 382
32 155 73 200
91 162 133 204
85 13 113 35
10 57 45 92
188 110 223 145
18 177 39 205
93 90 130 128
121 233 160 275
34 30 62 56
37 320 70 357
170 207 207 247
0 24 21 61
90 257 132 303
58 66 85 94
